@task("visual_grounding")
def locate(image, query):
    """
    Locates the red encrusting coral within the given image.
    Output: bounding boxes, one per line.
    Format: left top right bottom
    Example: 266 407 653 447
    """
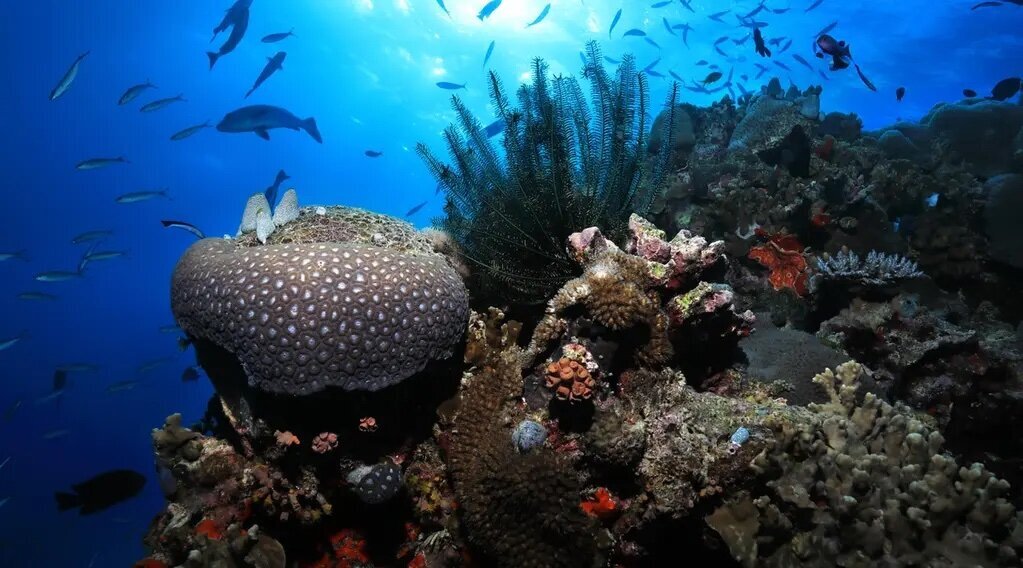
748 233 809 296
134 559 169 568
195 518 224 540
328 528 370 566
580 487 618 520
814 134 836 161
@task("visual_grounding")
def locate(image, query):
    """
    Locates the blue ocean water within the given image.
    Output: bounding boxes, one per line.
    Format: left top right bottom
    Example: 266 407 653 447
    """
0 0 1019 565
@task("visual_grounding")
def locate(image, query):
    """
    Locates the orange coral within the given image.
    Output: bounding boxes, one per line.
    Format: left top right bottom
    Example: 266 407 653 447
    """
748 233 809 296
545 358 595 402
580 487 618 520
274 430 301 446
195 518 224 540
329 528 369 565
408 552 427 568
359 417 378 432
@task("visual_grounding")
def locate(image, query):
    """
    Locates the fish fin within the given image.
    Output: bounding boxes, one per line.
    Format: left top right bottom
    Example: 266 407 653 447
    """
206 52 219 70
55 491 80 511
14 250 29 262
302 118 323 143
254 129 270 141
244 89 253 98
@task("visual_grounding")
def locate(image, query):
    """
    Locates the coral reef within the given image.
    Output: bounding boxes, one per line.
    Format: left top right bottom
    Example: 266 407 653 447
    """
417 41 679 304
171 197 469 395
708 362 1023 567
812 249 923 288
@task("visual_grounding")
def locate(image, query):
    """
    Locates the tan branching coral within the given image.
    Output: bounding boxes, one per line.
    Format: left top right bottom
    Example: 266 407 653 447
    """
707 361 1023 567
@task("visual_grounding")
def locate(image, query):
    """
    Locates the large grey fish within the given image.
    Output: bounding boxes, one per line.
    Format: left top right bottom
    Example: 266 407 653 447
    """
208 0 253 69
75 157 127 170
140 94 186 113
169 121 212 141
117 80 156 105
50 52 89 101
217 105 322 143
246 52 286 98
115 190 169 204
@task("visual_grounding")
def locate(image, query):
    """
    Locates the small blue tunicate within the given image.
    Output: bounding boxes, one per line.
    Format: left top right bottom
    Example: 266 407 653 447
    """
347 461 403 504
512 419 548 453
730 427 750 446
925 192 939 208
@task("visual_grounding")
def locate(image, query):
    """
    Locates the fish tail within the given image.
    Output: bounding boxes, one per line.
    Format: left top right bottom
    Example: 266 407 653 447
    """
55 492 80 511
206 52 219 70
14 250 29 262
302 117 323 143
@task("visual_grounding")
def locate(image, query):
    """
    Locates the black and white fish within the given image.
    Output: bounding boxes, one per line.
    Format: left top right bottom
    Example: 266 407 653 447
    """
160 220 206 240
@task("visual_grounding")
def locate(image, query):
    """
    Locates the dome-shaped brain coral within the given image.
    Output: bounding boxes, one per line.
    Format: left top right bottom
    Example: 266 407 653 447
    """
171 205 469 395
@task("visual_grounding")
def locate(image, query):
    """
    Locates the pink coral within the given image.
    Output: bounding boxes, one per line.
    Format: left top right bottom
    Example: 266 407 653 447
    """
311 432 338 454
274 430 300 447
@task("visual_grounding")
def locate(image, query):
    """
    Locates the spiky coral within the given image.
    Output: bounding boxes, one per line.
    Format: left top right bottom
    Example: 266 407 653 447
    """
417 41 680 303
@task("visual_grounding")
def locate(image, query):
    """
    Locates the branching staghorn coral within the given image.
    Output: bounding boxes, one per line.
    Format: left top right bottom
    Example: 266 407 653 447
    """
812 249 923 287
417 41 680 303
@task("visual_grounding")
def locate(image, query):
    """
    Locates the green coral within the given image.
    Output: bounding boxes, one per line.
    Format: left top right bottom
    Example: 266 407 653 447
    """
417 41 679 303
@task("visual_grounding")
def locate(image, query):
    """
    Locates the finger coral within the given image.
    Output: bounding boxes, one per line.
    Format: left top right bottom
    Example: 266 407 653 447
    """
707 361 1023 567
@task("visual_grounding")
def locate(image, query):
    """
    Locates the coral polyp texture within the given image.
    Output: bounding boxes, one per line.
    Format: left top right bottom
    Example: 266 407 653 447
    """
171 202 469 394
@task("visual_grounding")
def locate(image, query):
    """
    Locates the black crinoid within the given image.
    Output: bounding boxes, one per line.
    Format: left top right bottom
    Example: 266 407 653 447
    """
417 40 680 305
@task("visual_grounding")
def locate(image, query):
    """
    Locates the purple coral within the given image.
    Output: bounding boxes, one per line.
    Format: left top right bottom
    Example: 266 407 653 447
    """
311 432 338 454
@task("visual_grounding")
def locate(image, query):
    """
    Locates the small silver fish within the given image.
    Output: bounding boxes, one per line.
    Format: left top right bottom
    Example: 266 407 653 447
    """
0 251 28 262
71 230 113 244
107 380 139 393
159 325 182 334
138 357 172 373
42 429 70 440
17 292 58 302
139 94 186 113
56 363 101 373
0 497 9 510
50 51 90 101
115 190 169 204
118 80 157 105
35 271 84 282
76 157 128 170
170 121 212 141
0 332 27 351
83 250 128 262
0 456 9 471
261 29 295 43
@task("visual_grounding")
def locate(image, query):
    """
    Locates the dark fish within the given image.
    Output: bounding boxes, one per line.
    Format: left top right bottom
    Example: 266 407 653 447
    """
107 380 139 393
436 81 466 89
714 36 729 45
579 51 587 66
708 10 730 22
50 52 90 101
72 230 113 244
792 54 814 70
647 69 665 78
76 157 128 171
182 367 200 382
139 94 186 113
805 0 824 12
18 292 58 302
740 74 749 81
651 0 672 7
483 40 495 68
436 0 451 17
680 0 695 13
208 0 252 70
696 60 709 66
701 71 723 85
0 250 28 262
623 28 646 37
753 28 771 57
118 80 157 106
644 37 661 49
816 34 851 70
744 1 767 18
405 201 428 217
778 38 793 53
55 470 146 515
818 70 830 81
671 23 693 47
246 52 286 98
264 169 290 207
972 1 1004 8
604 56 621 65
526 3 551 27
815 21 838 38
663 17 675 36
963 88 977 97
854 64 877 91
261 29 295 43
774 60 791 71
669 70 685 82
772 7 790 13
217 105 322 143
896 86 906 101
991 77 1022 101
53 370 67 392
732 35 751 46
643 58 661 73
477 0 502 21
768 37 784 46
609 8 622 38
169 121 212 141
160 220 206 240
365 150 383 158
714 45 728 57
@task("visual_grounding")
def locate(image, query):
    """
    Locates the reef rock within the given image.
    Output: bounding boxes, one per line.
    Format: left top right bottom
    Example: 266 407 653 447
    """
921 99 1023 177
984 173 1023 269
